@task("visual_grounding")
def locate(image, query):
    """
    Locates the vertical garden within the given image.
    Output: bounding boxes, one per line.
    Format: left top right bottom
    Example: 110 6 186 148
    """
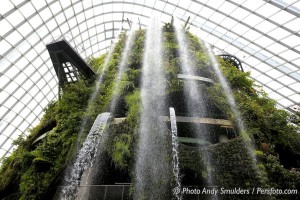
0 23 299 200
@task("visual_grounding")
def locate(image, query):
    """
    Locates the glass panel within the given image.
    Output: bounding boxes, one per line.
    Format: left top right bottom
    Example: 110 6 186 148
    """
289 94 300 102
218 1 237 13
18 22 34 37
15 73 27 84
0 40 12 55
0 75 11 88
77 12 85 24
23 79 33 91
28 15 44 29
6 49 21 63
277 76 296 85
4 97 17 109
2 138 13 151
277 87 294 96
60 0 71 9
25 50 38 61
59 22 69 34
281 35 300 47
154 0 165 11
243 29 261 41
79 22 88 32
267 42 288 54
56 12 66 25
7 10 25 27
255 3 281 18
269 10 296 24
73 1 83 13
50 1 62 15
19 121 29 131
255 74 272 84
0 0 14 15
254 36 274 47
290 72 300 80
31 0 46 11
242 0 265 10
242 14 264 27
5 67 20 80
14 88 26 100
279 50 299 61
39 7 52 21
210 12 226 24
268 27 291 40
254 20 277 33
268 92 284 100
46 18 57 31
64 6 74 18
164 3 175 13
6 31 23 46
231 23 249 35
206 0 224 8
0 105 9 117
37 25 49 38
19 106 30 118
277 98 293 107
284 18 300 32
267 69 284 78
0 149 8 159
0 19 13 36
230 7 250 19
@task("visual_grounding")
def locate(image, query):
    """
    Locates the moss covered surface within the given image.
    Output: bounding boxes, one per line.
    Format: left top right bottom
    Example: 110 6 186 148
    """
0 24 299 200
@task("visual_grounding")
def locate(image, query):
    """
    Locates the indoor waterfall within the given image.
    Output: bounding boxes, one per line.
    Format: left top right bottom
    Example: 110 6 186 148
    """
2 4 299 200
174 22 217 196
203 41 265 185
170 107 182 200
134 18 171 199
109 26 136 113
57 112 112 199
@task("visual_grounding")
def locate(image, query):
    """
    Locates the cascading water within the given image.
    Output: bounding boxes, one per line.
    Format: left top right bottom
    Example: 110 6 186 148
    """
170 107 182 200
203 42 264 182
134 18 171 199
203 42 244 132
109 27 136 113
76 27 122 138
57 112 112 200
174 22 217 195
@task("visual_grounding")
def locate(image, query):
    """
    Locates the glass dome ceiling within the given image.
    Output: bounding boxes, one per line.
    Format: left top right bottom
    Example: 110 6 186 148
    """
0 0 299 161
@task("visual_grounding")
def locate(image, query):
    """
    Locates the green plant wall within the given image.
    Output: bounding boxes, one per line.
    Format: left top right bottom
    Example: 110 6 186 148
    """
0 25 299 200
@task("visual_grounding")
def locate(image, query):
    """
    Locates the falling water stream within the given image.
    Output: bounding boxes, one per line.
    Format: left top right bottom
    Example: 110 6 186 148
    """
134 18 171 199
203 42 244 132
109 26 136 113
203 42 262 180
170 107 182 200
58 113 112 199
174 23 217 197
74 27 122 147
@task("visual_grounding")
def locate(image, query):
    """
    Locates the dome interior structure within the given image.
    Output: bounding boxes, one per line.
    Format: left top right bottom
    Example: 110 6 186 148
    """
0 0 299 162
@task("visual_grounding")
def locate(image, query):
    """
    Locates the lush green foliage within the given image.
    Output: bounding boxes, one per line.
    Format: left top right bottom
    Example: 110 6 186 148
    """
0 25 299 200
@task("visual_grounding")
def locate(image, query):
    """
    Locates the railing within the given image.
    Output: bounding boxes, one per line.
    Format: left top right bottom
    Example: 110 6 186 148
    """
53 184 132 200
